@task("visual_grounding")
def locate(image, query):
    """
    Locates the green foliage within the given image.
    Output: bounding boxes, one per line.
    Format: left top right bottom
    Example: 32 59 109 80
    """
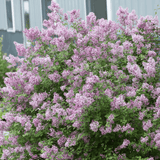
1 3 160 160
0 35 18 100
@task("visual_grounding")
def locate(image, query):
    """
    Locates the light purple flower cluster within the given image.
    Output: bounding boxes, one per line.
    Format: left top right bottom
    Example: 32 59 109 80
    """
0 1 160 159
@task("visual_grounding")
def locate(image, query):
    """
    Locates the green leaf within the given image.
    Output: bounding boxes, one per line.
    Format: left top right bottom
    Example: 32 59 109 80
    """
22 132 30 137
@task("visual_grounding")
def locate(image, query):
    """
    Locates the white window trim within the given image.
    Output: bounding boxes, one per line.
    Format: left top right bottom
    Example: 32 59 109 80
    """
107 0 112 22
6 0 15 33
20 0 31 49
84 0 87 26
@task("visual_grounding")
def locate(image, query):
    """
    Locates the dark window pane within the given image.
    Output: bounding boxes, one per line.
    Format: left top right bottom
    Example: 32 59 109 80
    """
41 0 52 30
6 0 13 29
86 0 107 22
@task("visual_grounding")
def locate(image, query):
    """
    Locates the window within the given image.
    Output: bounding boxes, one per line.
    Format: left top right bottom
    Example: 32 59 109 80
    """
6 0 15 32
22 0 30 48
41 0 53 30
86 0 107 24
23 0 30 30
6 0 13 28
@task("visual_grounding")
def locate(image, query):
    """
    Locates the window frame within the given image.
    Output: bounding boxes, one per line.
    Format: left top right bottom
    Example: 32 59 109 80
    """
5 0 15 33
20 0 31 49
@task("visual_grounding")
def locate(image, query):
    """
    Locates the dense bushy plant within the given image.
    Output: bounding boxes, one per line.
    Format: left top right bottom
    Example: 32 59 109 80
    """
0 1 160 159
0 35 18 100
0 36 19 158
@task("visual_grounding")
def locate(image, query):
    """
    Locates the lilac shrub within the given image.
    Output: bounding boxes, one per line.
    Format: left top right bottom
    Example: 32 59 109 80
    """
0 1 160 159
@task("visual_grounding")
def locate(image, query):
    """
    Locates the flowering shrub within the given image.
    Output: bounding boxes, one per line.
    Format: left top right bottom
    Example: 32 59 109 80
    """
0 1 160 159
0 36 18 97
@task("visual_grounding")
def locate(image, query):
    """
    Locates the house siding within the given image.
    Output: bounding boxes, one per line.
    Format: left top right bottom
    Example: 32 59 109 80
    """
107 0 160 76
55 0 87 29
109 0 160 36
29 0 43 31
0 0 24 69
0 30 24 60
